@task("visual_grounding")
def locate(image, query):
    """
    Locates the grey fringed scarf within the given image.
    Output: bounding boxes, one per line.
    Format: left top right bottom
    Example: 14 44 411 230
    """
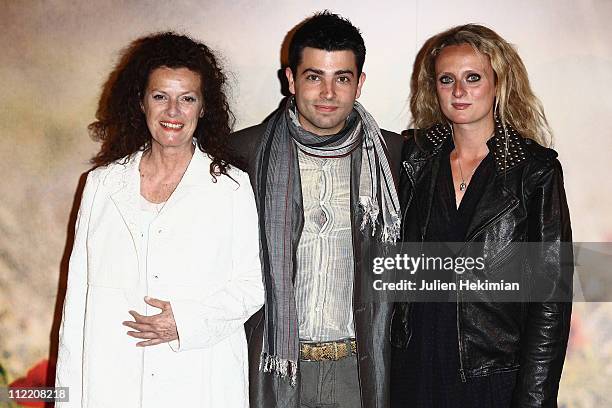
255 97 400 385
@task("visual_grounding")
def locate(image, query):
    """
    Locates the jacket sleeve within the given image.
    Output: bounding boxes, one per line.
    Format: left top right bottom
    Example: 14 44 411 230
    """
169 173 264 351
513 159 573 408
55 171 99 407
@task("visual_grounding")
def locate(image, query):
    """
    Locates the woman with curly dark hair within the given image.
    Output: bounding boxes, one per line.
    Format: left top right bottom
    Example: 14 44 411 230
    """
56 32 263 408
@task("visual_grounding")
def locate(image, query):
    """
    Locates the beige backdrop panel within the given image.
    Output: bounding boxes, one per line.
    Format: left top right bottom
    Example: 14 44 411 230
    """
1 0 611 405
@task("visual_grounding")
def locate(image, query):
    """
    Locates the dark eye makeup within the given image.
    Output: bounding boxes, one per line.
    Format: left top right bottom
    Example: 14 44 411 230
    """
439 75 453 85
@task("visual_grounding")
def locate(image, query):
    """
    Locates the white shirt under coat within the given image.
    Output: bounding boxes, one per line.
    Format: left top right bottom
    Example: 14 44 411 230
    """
295 149 355 342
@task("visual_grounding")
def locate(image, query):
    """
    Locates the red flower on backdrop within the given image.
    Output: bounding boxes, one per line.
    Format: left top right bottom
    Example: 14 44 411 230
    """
567 313 589 355
9 359 52 407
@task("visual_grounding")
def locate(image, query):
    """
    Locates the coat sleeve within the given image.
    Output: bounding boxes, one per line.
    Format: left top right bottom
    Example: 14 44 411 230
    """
55 171 100 407
169 173 264 351
512 159 573 407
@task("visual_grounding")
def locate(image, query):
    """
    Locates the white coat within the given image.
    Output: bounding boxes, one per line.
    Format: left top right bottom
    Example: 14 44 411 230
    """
55 149 264 408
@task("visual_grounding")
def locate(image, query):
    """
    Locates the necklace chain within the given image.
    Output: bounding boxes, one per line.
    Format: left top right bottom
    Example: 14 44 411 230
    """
450 126 489 192
455 153 477 192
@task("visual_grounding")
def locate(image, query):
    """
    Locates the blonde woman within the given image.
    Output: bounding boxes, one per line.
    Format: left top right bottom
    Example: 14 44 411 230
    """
391 24 572 407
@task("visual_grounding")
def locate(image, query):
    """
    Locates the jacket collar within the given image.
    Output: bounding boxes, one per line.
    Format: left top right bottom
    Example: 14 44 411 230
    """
409 121 525 243
104 146 211 191
419 120 529 174
103 147 211 238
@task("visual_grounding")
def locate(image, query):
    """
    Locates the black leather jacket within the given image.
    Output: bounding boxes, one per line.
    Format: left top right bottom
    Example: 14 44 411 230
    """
391 123 573 408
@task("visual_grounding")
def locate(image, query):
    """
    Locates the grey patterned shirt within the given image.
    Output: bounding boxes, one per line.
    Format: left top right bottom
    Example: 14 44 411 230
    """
295 148 355 342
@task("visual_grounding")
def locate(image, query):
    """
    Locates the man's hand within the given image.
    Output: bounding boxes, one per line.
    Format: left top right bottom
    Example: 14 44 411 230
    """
123 296 178 347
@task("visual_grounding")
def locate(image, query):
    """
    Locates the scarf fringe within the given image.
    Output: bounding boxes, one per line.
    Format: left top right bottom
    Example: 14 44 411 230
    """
381 214 402 244
359 196 380 236
359 197 401 243
259 352 298 387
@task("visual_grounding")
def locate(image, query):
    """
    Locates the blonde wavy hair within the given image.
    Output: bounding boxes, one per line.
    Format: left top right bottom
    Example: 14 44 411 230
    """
410 24 552 146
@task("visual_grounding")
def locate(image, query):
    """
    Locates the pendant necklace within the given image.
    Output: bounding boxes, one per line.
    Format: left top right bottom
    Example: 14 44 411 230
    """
455 155 476 192
454 146 491 192
450 126 484 192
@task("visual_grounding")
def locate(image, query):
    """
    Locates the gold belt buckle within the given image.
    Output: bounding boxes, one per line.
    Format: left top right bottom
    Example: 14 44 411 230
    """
300 339 357 361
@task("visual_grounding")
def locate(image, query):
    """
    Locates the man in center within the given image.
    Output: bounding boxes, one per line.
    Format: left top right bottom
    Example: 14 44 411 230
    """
230 11 403 407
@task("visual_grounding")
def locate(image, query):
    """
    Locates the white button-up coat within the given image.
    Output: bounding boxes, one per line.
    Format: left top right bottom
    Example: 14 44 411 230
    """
55 149 264 407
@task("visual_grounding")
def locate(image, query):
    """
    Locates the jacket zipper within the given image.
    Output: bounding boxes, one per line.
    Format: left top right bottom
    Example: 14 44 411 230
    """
401 161 415 213
457 197 519 382
399 161 419 349
401 161 419 242
456 292 467 383
465 199 519 244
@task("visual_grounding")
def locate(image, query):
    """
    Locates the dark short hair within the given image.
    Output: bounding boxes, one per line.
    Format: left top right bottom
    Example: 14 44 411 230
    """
89 32 237 179
288 10 366 75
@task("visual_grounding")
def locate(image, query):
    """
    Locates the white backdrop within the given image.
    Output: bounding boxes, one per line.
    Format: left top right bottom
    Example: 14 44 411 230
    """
1 1 611 405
